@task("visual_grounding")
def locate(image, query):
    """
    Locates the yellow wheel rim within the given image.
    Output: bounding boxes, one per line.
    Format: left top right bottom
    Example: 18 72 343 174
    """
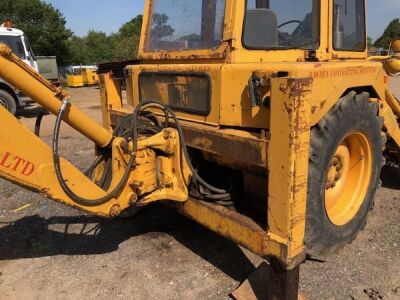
324 132 372 226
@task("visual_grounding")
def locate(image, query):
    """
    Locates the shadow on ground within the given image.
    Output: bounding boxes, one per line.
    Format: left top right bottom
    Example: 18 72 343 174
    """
381 164 400 190
16 102 49 119
0 204 256 283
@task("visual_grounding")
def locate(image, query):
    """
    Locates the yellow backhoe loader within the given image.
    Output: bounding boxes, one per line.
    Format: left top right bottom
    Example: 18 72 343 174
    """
1 0 400 299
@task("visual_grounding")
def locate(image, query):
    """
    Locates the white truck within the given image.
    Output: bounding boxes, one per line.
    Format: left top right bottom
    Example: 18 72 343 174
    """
0 21 39 115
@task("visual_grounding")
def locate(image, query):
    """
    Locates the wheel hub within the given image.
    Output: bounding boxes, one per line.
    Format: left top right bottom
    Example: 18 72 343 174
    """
324 132 372 226
326 157 343 189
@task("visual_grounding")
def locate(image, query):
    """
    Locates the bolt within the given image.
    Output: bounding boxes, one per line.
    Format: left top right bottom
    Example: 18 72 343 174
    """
164 130 170 140
128 192 138 205
360 156 365 161
165 181 173 188
109 205 121 217
130 181 144 188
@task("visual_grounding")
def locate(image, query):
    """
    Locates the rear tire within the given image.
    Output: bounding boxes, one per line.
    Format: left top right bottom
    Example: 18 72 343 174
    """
0 90 17 115
305 92 385 259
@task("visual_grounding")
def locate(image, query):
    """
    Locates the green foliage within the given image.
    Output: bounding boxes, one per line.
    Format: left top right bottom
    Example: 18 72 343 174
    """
375 19 400 49
109 15 143 62
367 37 374 49
0 0 72 64
150 13 174 41
0 0 143 65
66 15 143 65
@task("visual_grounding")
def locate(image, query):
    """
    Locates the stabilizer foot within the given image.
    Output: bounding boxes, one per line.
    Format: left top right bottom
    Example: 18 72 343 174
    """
231 261 307 300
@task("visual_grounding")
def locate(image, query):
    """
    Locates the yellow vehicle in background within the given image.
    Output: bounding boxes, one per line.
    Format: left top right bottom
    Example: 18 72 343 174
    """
0 0 400 299
67 66 99 87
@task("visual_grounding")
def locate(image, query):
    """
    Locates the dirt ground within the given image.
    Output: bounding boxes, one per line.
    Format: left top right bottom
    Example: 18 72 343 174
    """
0 81 400 300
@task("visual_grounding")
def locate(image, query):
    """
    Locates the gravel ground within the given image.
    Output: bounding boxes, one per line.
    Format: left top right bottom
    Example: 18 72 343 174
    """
0 82 400 300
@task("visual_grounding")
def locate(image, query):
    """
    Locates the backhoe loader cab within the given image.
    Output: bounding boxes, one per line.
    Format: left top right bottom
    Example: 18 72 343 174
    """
121 0 390 264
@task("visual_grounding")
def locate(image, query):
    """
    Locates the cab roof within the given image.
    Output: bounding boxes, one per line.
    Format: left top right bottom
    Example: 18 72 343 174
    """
0 27 24 36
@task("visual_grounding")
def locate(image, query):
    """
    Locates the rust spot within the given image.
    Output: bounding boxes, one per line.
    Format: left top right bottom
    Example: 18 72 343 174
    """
320 100 326 110
311 106 317 114
192 137 213 150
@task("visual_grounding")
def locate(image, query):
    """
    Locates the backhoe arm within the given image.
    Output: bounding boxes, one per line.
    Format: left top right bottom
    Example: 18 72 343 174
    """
0 44 112 147
0 44 190 217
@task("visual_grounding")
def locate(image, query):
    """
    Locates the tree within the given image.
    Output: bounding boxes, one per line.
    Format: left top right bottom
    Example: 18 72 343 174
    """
85 30 112 63
109 15 143 61
0 0 72 64
375 19 400 49
367 37 374 49
0 0 143 66
66 15 143 65
65 36 88 65
150 13 174 41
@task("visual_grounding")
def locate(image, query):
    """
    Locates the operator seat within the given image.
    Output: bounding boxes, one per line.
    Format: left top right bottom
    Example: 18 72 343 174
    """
243 9 278 48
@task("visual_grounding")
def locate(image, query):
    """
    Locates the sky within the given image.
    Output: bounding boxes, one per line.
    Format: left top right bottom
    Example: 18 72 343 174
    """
45 0 399 41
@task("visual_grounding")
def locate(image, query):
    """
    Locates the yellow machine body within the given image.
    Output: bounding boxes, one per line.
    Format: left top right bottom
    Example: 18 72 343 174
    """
114 0 400 267
67 68 99 87
0 1 400 298
67 74 84 88
82 68 100 86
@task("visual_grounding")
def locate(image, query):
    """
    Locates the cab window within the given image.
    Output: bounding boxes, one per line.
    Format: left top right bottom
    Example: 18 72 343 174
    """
243 0 320 50
0 35 26 59
333 0 366 51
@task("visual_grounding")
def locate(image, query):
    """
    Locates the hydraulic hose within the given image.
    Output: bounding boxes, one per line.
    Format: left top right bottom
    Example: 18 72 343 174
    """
53 99 234 207
131 101 232 202
52 99 135 206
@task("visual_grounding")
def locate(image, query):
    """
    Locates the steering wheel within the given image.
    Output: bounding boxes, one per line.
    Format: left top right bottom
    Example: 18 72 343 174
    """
278 20 304 46
278 20 303 30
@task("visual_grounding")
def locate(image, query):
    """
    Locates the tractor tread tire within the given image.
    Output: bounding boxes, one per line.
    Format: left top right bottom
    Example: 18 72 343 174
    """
305 92 384 259
0 90 17 115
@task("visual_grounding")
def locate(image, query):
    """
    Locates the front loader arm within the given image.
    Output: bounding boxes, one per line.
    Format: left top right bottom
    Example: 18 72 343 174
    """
0 43 190 217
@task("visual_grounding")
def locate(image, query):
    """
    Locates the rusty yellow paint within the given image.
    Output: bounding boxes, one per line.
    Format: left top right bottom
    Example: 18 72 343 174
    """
99 73 123 129
0 45 191 216
107 0 400 268
0 105 119 216
2 0 400 273
82 68 100 86
380 101 400 147
0 103 190 216
268 77 312 259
